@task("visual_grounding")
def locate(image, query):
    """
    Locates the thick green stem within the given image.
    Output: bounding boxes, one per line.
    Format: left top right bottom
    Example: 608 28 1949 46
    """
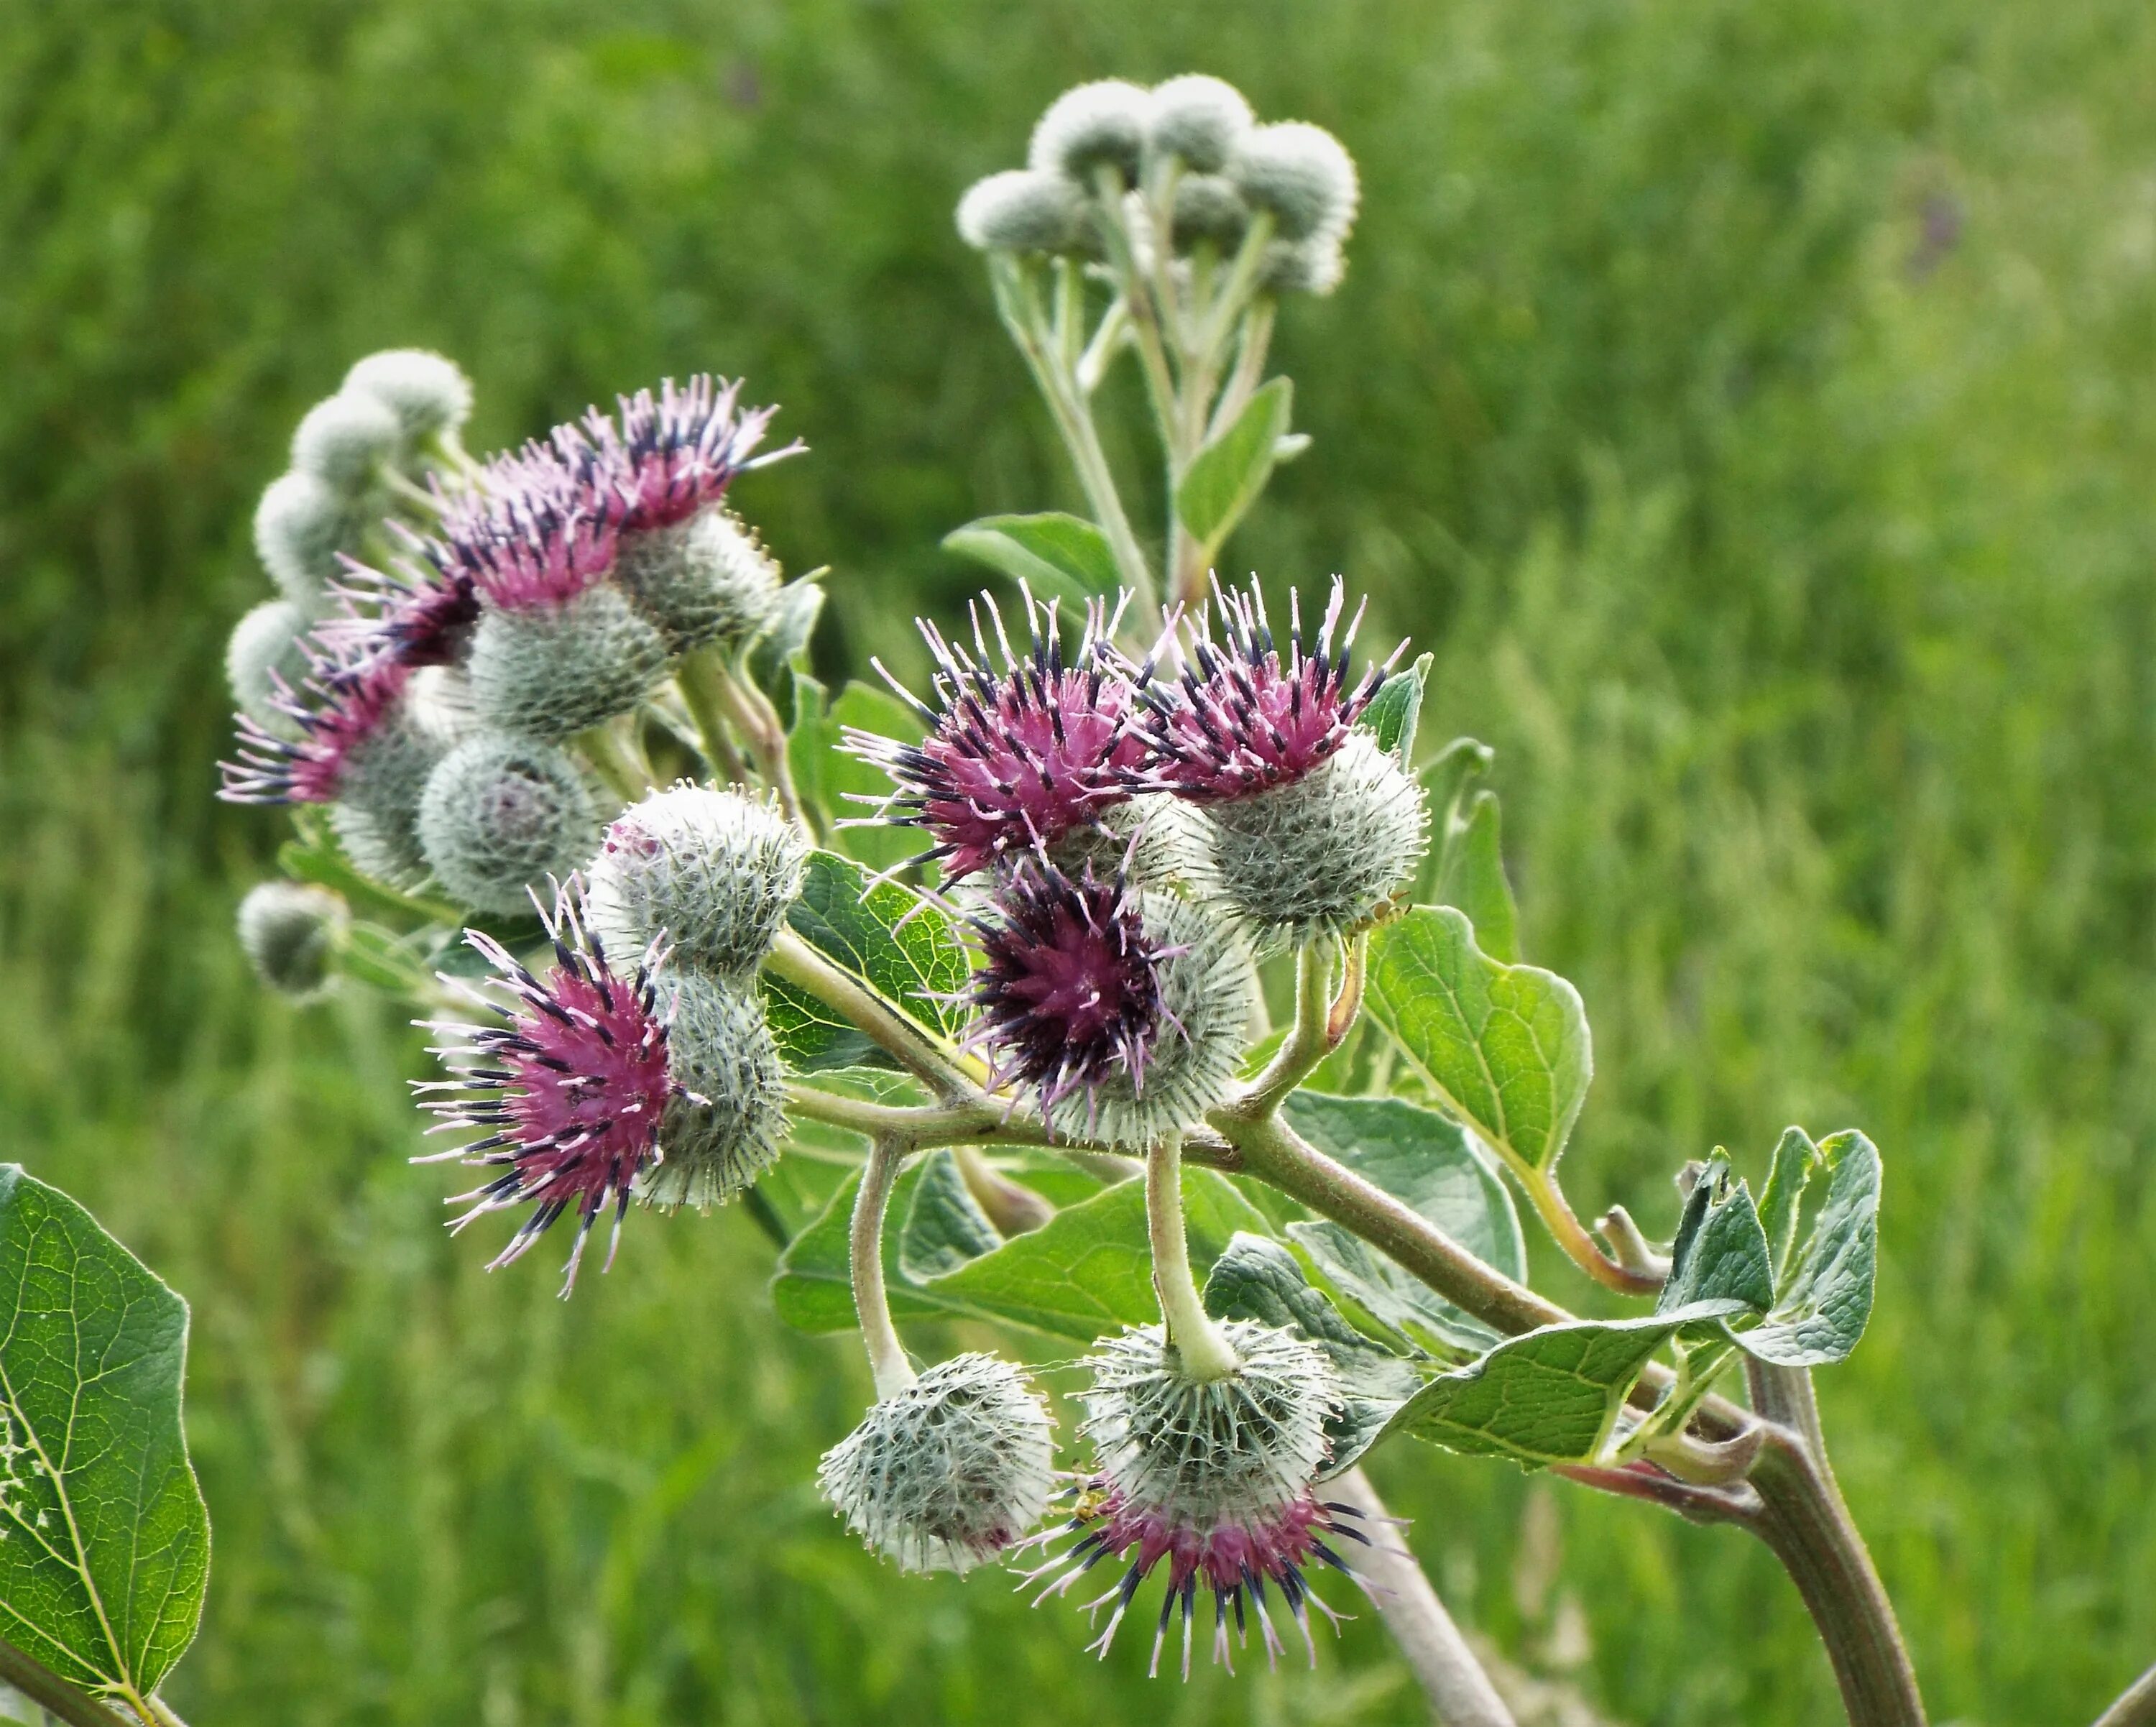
953 1146 1053 1235
0 1638 134 1727
678 645 810 833
851 1136 916 1399
1146 1133 1240 1380
1239 936 1363 1115
672 655 750 786
1512 1160 1664 1296
573 714 658 805
765 931 982 1099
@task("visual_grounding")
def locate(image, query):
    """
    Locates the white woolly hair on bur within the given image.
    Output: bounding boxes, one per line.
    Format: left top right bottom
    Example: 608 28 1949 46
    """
614 507 783 655
641 967 788 1210
1197 730 1428 945
1229 120 1360 244
466 583 671 742
1028 79 1151 185
291 391 402 496
415 732 603 916
253 469 354 606
955 169 1088 254
819 1353 1058 1575
1145 74 1254 175
236 880 348 1000
582 783 808 983
342 349 474 444
1077 1321 1340 1526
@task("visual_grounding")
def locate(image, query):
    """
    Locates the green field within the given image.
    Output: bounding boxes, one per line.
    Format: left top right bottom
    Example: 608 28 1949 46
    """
3 1 2153 1721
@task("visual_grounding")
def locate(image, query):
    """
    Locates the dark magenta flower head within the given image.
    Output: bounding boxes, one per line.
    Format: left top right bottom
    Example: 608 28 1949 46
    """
414 880 673 1295
1138 576 1401 803
218 646 416 806
455 452 625 612
847 588 1150 880
326 528 483 671
560 374 795 533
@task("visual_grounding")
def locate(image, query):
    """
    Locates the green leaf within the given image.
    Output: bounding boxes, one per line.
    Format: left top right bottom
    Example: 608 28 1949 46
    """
745 578 825 729
817 683 932 873
1433 791 1519 964
0 1166 208 1704
1364 906 1590 1176
1355 652 1431 764
897 1152 1003 1281
1279 1093 1524 1354
1174 377 1293 554
770 1166 1268 1343
1381 1304 1737 1468
1203 1233 1424 1477
1733 1131 1880 1367
1756 1126 1820 1285
1657 1153 1776 1320
760 850 969 1072
942 512 1123 607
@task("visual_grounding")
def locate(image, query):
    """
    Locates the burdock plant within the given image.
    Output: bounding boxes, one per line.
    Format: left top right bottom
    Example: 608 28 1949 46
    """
169 73 1971 1727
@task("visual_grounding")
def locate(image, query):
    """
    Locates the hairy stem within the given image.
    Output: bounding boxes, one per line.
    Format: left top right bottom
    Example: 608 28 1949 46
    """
953 1146 1053 1235
678 645 810 832
0 1639 134 1727
1146 1133 1240 1380
850 1136 916 1399
1513 1162 1664 1296
573 714 658 805
764 931 984 1099
2094 1664 2156 1727
672 655 750 786
1327 1469 1518 1727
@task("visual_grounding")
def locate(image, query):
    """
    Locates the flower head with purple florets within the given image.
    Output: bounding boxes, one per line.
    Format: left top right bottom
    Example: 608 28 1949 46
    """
324 528 484 671
1021 1321 1370 1680
1136 576 1401 803
847 589 1151 880
558 374 793 533
414 880 674 1294
218 645 415 806
451 450 625 613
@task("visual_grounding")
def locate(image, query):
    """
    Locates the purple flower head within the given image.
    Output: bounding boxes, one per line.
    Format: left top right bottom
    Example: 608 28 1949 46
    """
218 647 415 806
847 589 1150 880
561 374 793 533
963 855 1171 1126
1138 577 1401 803
415 881 673 1294
1028 1483 1364 1678
326 529 483 671
455 451 625 612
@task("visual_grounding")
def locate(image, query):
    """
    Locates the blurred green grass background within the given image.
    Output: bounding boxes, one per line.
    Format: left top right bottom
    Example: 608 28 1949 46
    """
4 1 2154 1721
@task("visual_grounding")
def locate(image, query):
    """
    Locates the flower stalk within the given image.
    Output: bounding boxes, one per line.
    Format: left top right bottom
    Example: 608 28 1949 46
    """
849 1135 916 1400
1144 1132 1240 1381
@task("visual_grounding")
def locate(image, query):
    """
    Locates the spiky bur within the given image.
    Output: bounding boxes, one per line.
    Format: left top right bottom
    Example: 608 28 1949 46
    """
416 733 602 915
342 349 474 451
1028 80 1150 185
236 881 349 999
254 469 356 607
415 884 673 1294
560 374 786 536
328 533 483 671
220 649 457 819
291 392 402 497
1047 791 1207 892
1199 732 1428 944
1136 577 1398 803
1169 175 1251 254
1145 75 1254 175
582 784 808 982
640 968 786 1210
612 507 782 656
465 583 670 741
966 862 1251 1148
225 599 315 731
1023 1321 1365 1678
819 1353 1057 1575
846 590 1148 881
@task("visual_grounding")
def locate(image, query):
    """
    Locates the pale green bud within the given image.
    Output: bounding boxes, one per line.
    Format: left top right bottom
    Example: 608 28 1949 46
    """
584 783 808 980
614 509 782 656
253 470 352 606
291 391 402 497
415 733 602 915
225 599 314 730
1169 173 1251 252
1230 120 1359 241
466 584 671 742
1146 74 1253 174
341 349 474 449
1028 79 1150 185
642 968 786 1209
331 800 431 890
1259 234 1347 298
236 881 349 1000
955 169 1087 254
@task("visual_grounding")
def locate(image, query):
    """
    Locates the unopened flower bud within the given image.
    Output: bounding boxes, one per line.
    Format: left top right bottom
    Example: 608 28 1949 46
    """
466 584 671 742
1200 730 1427 942
341 349 474 450
1169 173 1251 253
291 392 402 497
1046 791 1206 892
225 599 315 729
819 1353 1056 1574
333 801 432 888
1028 79 1150 186
584 784 808 981
955 169 1087 254
1230 121 1359 242
642 968 786 1209
416 733 602 914
614 508 782 656
254 470 352 606
1259 234 1347 298
236 881 348 999
1146 74 1253 174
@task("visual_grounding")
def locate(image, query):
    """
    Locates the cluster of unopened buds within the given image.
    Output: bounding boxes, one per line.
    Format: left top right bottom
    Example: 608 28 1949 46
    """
218 71 1428 1680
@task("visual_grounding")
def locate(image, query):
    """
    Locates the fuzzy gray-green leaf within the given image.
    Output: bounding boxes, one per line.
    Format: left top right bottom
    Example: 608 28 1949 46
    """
1733 1130 1880 1367
1756 1125 1820 1286
1174 377 1292 553
0 1166 209 1702
1657 1152 1776 1320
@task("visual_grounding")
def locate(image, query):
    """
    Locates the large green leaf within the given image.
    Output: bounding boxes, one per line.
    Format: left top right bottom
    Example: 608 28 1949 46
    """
771 1166 1267 1343
1202 1233 1423 1477
1364 906 1590 1176
1381 1302 1741 1468
760 849 969 1072
1356 653 1431 765
1279 1092 1524 1354
815 683 932 873
896 1152 1003 1282
0 1167 208 1706
1733 1130 1880 1367
1174 377 1292 554
942 512 1122 608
